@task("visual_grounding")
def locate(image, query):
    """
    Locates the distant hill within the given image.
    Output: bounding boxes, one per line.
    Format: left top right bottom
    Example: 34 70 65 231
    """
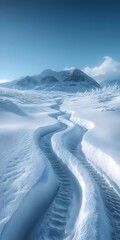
2 69 100 92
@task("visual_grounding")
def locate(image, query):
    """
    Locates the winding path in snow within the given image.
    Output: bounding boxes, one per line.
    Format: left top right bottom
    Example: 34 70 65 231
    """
31 124 81 239
61 118 120 240
1 114 81 240
1 107 120 240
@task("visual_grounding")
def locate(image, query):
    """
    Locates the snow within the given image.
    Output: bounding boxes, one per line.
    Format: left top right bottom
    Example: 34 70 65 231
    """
61 85 120 188
0 88 58 236
52 116 110 240
0 78 120 239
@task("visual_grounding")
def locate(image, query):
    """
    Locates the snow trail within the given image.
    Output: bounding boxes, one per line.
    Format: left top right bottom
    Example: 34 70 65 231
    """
52 116 111 240
1 113 81 240
1 95 120 240
28 117 81 239
65 122 120 240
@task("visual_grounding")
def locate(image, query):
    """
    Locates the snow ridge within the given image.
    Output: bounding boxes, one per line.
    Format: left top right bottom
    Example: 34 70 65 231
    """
52 115 110 240
69 112 120 239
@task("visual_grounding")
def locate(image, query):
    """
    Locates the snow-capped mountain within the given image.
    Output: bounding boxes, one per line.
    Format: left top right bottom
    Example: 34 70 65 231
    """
3 69 100 92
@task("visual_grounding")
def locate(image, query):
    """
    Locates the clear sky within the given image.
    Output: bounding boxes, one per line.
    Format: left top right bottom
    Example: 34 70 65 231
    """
0 0 120 80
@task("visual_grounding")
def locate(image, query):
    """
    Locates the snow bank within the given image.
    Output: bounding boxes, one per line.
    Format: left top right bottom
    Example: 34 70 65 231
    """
61 86 120 190
0 87 59 237
69 111 120 190
51 116 110 240
1 122 61 240
0 128 46 235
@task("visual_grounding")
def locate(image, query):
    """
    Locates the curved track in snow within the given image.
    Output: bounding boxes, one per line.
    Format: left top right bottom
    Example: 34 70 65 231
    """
28 118 81 240
64 123 120 240
1 109 120 240
1 114 81 240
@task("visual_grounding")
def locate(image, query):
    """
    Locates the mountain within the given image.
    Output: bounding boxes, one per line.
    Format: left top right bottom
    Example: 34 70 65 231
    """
2 69 100 92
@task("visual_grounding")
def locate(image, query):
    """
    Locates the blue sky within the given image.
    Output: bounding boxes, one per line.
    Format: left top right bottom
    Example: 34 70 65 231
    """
0 0 120 80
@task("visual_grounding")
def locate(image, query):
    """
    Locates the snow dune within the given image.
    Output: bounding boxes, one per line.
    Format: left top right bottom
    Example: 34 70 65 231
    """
0 90 59 237
1 123 60 240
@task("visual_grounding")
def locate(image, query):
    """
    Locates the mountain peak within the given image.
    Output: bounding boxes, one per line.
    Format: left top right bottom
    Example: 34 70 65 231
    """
2 68 100 92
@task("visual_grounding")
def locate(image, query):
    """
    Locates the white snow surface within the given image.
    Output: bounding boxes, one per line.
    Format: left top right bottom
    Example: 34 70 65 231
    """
0 84 120 239
0 88 58 236
61 85 120 188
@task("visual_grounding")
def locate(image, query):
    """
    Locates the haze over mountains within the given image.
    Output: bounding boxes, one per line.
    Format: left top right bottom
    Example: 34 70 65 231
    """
3 69 100 92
